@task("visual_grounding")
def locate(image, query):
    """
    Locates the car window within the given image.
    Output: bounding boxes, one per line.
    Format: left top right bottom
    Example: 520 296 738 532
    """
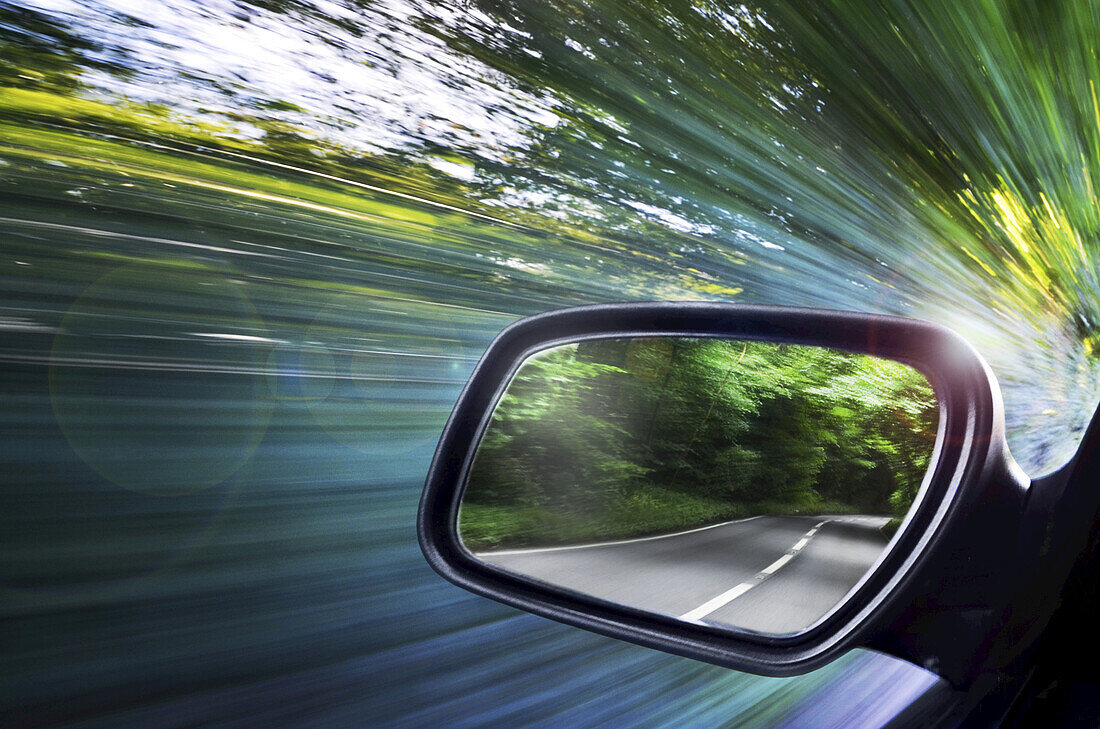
2 1 1096 727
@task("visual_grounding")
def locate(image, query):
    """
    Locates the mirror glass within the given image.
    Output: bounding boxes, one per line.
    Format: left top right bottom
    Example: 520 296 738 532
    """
458 337 939 635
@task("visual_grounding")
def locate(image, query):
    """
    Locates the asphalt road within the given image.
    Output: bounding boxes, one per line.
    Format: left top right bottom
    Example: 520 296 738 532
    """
477 514 891 635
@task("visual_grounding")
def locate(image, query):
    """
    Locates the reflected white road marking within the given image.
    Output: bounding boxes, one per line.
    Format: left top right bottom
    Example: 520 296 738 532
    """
680 583 755 621
760 553 792 575
680 520 828 622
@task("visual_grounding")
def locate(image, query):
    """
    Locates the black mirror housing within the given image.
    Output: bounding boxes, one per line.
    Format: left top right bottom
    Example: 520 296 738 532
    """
418 303 1029 683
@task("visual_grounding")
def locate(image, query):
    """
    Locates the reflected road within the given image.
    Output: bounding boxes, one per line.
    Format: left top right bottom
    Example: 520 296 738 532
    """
479 515 891 635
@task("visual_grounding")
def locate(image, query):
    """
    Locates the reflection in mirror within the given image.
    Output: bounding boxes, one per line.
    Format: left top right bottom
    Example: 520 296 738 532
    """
457 337 939 635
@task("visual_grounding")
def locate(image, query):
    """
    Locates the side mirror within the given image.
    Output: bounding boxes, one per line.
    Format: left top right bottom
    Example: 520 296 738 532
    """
419 304 1028 683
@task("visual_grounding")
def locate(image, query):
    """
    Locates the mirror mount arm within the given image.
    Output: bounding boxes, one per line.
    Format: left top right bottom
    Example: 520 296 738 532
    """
867 445 1031 689
873 401 1100 716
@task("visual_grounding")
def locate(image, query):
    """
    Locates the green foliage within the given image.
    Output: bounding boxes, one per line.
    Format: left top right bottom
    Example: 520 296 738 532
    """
0 3 129 92
460 338 938 548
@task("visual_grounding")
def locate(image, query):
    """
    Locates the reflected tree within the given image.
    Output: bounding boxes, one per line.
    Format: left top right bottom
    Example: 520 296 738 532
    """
461 338 937 548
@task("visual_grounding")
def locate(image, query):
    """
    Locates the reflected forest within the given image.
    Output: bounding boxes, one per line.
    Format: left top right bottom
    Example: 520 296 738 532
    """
461 339 938 550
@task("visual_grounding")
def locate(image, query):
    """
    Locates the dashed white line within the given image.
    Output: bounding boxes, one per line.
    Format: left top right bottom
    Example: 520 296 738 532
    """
680 520 829 622
680 583 756 621
760 553 793 575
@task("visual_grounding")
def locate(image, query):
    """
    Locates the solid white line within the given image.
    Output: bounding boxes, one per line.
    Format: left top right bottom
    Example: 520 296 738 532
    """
477 516 763 556
761 553 793 575
680 583 755 621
